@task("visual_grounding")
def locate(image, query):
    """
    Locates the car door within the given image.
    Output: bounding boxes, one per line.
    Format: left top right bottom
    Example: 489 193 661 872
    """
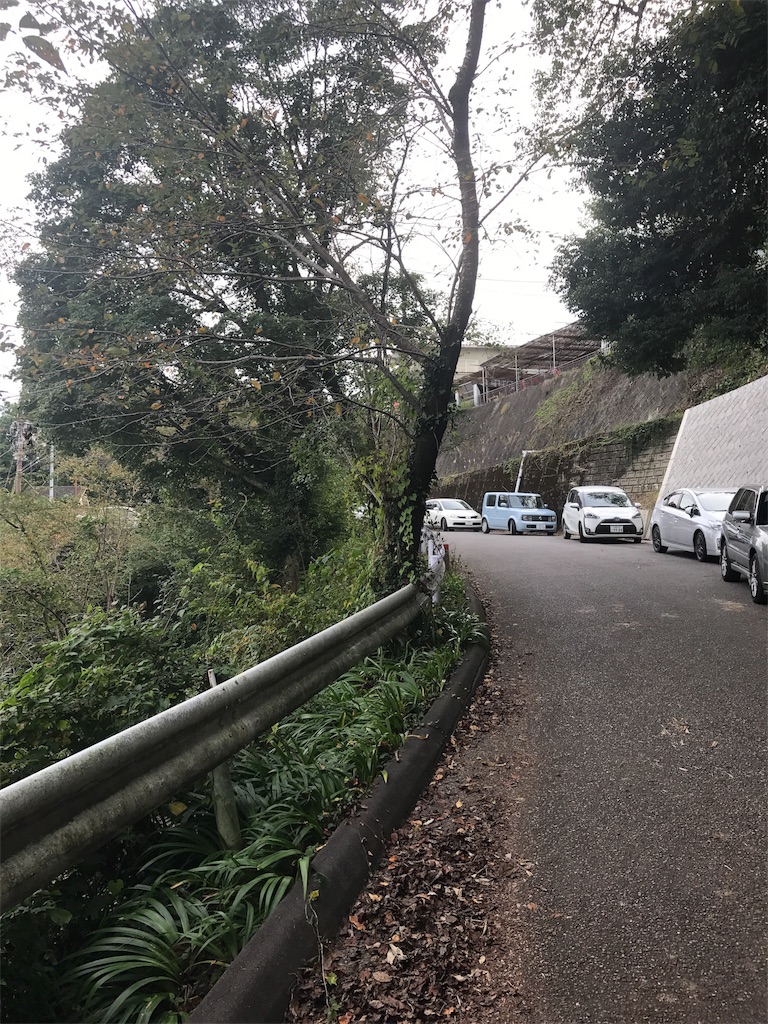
660 491 684 547
727 488 757 571
675 489 698 548
494 494 511 530
483 493 498 530
563 490 577 534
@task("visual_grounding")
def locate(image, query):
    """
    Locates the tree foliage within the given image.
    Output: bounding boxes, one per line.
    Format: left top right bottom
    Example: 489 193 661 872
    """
9 0 494 573
543 0 767 375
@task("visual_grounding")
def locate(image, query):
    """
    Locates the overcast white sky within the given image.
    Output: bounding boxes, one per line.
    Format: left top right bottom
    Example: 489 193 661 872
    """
0 2 586 402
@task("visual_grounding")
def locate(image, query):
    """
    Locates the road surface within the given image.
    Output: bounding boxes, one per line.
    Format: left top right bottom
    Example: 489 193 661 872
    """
446 530 767 1024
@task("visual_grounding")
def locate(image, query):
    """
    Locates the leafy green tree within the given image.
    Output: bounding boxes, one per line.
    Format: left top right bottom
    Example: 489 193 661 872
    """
9 0 492 576
543 0 767 375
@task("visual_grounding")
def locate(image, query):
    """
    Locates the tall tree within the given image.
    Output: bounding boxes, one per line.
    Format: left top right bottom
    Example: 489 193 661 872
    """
538 0 767 375
11 0 492 575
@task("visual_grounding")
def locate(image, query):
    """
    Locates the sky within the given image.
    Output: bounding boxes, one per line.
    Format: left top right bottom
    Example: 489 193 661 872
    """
0 2 587 403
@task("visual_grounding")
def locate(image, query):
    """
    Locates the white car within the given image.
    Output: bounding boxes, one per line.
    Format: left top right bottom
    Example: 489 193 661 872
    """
650 487 736 562
425 498 481 531
562 485 643 543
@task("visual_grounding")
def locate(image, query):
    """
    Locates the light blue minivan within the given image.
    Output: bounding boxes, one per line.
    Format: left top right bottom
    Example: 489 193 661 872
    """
481 492 558 535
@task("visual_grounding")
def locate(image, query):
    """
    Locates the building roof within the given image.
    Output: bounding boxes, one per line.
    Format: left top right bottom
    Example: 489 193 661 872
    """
454 322 602 385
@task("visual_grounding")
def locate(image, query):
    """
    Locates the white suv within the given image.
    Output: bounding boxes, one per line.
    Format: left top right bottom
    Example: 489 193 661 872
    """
562 485 643 543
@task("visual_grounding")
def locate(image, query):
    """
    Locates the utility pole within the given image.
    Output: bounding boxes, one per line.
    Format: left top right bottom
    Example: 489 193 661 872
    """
49 443 55 501
13 417 24 495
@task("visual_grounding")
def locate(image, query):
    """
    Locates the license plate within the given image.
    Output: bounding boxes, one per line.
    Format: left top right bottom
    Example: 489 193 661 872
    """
610 524 624 533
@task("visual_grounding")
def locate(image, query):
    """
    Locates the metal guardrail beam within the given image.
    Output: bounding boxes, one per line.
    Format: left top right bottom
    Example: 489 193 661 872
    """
0 584 425 913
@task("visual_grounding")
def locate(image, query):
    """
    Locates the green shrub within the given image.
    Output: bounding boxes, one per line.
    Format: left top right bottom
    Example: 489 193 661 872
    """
1 574 482 1024
0 607 203 786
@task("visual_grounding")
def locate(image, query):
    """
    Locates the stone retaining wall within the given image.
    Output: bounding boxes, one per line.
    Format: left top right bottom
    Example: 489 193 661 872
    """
435 358 768 524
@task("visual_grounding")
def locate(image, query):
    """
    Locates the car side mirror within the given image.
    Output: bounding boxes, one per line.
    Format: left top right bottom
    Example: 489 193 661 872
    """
634 502 641 509
568 502 578 509
733 510 753 524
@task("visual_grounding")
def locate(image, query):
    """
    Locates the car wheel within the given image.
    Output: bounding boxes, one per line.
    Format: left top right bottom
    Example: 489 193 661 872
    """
720 542 739 582
481 518 489 534
693 530 708 562
651 526 667 553
749 554 767 604
578 523 588 544
508 519 517 535
440 518 449 532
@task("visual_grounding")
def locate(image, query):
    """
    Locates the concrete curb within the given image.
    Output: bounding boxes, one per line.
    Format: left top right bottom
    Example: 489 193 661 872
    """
190 590 489 1024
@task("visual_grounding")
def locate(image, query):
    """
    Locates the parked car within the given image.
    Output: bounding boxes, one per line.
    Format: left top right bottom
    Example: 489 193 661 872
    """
424 498 482 531
480 492 557 535
650 488 736 561
562 485 643 543
719 485 768 604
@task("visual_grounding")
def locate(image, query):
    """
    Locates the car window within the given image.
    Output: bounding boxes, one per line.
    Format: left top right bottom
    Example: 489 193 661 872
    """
498 496 509 508
697 491 736 512
507 495 522 507
756 492 768 526
519 495 543 509
440 500 469 510
734 489 757 514
583 490 631 507
426 501 437 510
486 495 496 507
665 492 683 509
679 492 695 513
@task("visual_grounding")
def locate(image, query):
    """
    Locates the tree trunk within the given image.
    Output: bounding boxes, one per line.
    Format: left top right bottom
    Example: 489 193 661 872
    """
405 0 486 565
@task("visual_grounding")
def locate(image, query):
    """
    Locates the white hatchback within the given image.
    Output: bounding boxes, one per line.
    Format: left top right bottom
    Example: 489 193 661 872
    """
562 485 643 543
425 498 482 531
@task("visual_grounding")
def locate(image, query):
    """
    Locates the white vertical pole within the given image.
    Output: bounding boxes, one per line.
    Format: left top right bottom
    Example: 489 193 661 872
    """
49 444 55 501
14 419 25 495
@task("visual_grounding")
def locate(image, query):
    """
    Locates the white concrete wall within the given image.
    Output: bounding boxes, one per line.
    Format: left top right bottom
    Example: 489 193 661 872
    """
661 374 768 492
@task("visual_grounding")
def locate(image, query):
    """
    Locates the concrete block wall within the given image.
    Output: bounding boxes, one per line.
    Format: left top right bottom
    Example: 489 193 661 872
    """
437 428 679 525
434 362 768 526
615 439 678 508
661 375 768 492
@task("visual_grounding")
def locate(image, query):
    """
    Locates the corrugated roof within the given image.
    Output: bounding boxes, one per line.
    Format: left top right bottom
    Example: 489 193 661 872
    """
455 322 601 384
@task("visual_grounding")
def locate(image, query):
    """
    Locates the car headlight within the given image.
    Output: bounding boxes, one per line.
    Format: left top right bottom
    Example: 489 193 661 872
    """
632 512 642 519
584 512 598 520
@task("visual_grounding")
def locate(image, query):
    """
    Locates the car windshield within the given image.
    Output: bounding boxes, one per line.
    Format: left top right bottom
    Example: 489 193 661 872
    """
516 494 544 509
583 491 631 508
697 491 735 512
440 499 471 510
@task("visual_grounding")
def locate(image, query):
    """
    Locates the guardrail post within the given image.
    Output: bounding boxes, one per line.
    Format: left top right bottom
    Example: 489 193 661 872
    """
207 670 243 851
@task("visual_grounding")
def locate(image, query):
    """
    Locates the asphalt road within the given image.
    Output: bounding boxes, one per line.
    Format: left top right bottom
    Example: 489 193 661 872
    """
445 530 767 1024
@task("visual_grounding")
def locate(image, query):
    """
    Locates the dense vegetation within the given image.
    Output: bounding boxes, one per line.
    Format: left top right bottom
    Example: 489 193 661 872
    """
544 0 767 375
0 449 482 1021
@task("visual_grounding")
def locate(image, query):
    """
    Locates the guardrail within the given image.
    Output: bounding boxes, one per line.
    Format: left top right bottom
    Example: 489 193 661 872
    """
0 583 428 913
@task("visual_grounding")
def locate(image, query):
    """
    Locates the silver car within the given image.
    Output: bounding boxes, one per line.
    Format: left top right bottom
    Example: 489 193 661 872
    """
720 485 768 605
650 488 736 562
